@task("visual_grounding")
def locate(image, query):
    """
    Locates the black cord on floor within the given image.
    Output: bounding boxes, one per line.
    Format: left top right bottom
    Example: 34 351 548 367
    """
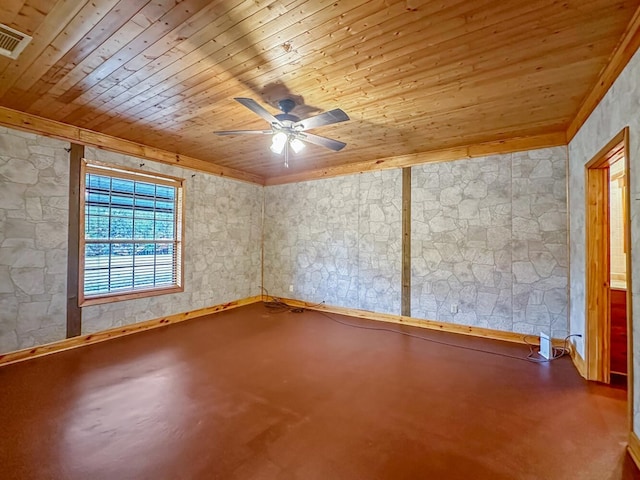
318 311 581 364
260 286 309 313
258 287 580 364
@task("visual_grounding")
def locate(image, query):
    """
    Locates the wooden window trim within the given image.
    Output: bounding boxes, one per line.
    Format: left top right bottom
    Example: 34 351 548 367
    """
78 159 185 306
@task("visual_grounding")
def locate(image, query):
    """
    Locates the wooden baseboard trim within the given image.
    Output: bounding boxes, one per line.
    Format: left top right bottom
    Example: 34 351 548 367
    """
0 295 262 367
628 431 640 470
570 342 588 378
278 297 566 348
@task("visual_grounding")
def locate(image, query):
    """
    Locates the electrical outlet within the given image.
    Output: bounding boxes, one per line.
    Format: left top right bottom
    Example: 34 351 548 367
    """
450 304 458 314
289 284 294 292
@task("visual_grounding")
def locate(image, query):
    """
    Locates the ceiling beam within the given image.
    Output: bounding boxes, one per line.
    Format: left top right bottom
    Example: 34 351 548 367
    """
265 131 567 185
567 4 640 141
0 106 265 185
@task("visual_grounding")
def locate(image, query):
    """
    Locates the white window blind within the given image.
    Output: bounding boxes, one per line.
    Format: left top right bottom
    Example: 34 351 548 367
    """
80 161 183 304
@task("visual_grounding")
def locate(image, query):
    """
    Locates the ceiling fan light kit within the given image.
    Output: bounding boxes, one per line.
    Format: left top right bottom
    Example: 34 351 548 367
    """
270 132 288 154
289 137 305 153
214 97 349 168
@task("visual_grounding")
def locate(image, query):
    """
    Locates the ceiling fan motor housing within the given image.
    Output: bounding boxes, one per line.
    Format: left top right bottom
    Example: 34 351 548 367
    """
277 98 297 114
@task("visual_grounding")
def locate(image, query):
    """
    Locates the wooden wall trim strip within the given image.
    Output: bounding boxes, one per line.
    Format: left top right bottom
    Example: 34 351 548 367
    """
628 431 640 471
279 297 568 348
0 296 262 367
401 167 411 317
265 131 567 185
66 143 83 338
567 5 640 141
0 106 264 185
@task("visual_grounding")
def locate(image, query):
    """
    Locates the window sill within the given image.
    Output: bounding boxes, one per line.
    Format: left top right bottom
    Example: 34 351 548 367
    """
79 285 184 307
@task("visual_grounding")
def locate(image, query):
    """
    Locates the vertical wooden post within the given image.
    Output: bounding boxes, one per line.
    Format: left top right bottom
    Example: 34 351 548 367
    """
402 167 411 317
261 187 265 301
67 143 83 338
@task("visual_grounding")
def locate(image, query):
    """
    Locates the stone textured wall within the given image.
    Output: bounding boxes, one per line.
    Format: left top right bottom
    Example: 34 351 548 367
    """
0 127 70 353
568 48 640 433
0 131 263 354
264 170 402 314
511 150 568 337
81 148 263 334
411 148 568 337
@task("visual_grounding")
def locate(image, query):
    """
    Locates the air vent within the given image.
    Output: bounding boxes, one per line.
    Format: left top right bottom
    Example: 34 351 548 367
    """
0 24 31 59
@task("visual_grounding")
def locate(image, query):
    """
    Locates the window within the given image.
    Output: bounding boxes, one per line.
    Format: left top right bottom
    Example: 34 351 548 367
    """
79 160 184 305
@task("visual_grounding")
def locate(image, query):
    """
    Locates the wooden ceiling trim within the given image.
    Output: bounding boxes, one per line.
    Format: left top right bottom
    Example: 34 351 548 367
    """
0 1 90 97
566 4 640 141
265 149 470 186
0 106 264 185
265 131 567 185
346 123 561 158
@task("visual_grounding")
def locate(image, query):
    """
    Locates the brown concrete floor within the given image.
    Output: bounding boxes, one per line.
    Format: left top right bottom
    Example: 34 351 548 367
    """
0 303 637 480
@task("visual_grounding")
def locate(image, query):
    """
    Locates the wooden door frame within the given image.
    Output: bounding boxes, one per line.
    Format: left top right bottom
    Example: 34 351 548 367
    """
585 154 610 383
584 127 632 398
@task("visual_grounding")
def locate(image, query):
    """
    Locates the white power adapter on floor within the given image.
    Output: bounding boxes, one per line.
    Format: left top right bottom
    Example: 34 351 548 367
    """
539 332 552 359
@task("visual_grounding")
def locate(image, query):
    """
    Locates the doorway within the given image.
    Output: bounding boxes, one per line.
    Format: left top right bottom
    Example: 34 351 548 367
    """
585 127 632 391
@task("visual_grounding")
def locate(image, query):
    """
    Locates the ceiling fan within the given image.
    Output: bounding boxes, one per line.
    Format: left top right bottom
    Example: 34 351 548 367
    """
214 98 350 168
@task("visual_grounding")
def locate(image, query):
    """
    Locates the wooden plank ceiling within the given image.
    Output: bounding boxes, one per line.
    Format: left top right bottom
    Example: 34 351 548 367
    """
0 0 637 180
